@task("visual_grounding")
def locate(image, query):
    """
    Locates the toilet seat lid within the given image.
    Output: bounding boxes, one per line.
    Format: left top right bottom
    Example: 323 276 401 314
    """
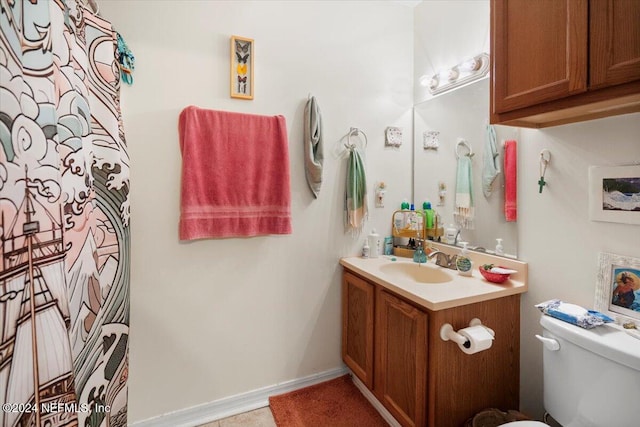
501 422 548 426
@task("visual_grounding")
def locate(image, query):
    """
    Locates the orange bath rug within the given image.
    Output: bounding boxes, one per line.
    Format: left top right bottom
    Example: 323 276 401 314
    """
268 374 388 427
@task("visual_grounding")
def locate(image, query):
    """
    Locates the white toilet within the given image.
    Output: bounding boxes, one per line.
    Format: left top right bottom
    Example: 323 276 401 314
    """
504 314 640 427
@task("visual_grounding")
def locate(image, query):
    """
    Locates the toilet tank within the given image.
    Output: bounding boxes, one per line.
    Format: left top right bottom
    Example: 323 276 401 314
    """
540 315 640 427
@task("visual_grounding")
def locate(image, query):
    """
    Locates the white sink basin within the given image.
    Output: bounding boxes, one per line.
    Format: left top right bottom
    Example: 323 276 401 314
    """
379 262 454 284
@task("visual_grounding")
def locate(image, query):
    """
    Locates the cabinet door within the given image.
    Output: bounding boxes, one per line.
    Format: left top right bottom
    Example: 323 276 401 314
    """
342 272 375 388
375 290 427 427
491 0 588 113
589 0 640 89
429 296 520 427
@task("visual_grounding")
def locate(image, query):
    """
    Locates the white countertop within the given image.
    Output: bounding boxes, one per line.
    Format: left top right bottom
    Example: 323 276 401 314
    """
340 255 528 311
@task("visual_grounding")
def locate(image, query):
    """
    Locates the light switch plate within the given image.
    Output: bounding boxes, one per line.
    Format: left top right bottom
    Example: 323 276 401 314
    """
385 127 402 147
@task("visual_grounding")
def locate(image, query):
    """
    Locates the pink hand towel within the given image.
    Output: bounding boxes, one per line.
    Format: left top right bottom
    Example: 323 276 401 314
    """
178 106 292 239
504 140 517 222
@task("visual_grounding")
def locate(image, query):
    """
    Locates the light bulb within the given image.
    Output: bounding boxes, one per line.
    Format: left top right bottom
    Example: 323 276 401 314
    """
429 75 439 90
460 57 480 72
447 67 459 82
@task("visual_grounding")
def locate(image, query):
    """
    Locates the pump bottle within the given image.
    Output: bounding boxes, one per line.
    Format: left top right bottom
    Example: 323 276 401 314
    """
455 242 473 276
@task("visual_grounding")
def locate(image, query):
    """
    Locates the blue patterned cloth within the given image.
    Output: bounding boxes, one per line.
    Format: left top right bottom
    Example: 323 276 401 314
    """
536 299 614 329
117 32 135 85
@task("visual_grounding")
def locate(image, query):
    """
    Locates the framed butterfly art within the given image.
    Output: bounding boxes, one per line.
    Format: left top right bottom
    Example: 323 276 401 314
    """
230 35 254 99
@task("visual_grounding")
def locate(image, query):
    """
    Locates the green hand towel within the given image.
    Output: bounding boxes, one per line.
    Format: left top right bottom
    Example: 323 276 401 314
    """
455 154 474 229
345 147 368 232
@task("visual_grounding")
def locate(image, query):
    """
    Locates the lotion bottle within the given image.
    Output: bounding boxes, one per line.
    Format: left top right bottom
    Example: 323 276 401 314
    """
444 224 457 244
423 202 434 229
416 209 424 232
455 242 473 276
368 229 381 258
401 200 410 229
362 239 370 258
408 204 417 230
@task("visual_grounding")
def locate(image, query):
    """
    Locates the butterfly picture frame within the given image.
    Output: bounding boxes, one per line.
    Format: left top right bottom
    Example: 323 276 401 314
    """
230 35 254 100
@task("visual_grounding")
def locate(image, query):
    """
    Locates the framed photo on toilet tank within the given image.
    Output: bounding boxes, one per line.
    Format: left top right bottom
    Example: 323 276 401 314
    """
588 165 640 225
595 252 640 326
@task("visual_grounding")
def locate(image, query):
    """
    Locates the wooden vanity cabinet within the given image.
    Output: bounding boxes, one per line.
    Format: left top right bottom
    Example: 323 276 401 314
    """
491 0 640 128
375 289 428 427
342 272 375 388
342 270 520 427
427 296 520 427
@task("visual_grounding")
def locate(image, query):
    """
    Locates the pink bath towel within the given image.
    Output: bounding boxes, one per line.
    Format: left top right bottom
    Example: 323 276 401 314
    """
504 140 517 222
178 106 292 239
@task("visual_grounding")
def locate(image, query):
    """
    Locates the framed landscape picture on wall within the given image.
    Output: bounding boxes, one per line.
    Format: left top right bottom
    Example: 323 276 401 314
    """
588 165 640 225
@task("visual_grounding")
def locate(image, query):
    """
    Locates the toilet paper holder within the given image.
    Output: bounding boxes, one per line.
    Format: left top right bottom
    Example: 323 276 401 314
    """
440 318 495 349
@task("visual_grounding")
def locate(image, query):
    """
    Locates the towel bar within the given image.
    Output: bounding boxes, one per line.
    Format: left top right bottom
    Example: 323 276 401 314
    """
345 127 367 150
455 138 473 158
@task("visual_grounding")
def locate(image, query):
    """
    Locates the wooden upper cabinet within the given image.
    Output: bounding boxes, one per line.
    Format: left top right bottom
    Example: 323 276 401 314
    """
589 0 640 89
492 0 588 113
491 0 640 127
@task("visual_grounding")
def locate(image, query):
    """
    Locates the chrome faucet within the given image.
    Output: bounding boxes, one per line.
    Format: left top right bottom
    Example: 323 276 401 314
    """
427 250 458 270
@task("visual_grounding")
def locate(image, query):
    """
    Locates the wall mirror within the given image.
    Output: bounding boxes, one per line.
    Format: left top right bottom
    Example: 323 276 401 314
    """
413 78 519 258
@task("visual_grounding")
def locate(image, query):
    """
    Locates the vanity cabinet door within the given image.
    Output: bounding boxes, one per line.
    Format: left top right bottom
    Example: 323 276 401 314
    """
342 272 375 388
374 289 428 427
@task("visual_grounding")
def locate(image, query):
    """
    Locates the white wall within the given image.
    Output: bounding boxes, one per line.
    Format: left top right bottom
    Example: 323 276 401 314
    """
518 116 640 419
100 0 414 423
100 0 639 423
414 0 490 104
415 0 640 420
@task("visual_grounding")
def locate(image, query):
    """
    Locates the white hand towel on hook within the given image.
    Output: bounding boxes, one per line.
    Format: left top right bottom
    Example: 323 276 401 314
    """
482 125 500 197
304 95 324 198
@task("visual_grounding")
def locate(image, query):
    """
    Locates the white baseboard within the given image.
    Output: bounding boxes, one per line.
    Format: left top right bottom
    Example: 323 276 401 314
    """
129 366 349 427
349 371 401 427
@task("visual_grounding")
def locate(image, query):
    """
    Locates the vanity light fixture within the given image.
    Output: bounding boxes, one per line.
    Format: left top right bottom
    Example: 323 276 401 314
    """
420 53 489 95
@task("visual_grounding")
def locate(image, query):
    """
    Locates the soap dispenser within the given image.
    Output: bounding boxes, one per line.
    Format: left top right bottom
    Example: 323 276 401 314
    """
455 242 473 276
413 241 427 264
495 238 504 255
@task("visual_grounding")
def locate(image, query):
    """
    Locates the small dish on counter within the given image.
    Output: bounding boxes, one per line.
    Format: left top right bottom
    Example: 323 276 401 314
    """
479 264 513 284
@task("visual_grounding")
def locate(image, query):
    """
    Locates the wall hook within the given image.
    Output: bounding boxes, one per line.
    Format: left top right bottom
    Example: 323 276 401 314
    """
538 149 551 193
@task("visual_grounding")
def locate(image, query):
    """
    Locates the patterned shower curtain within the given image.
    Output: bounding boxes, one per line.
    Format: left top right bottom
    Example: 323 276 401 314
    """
0 1 130 426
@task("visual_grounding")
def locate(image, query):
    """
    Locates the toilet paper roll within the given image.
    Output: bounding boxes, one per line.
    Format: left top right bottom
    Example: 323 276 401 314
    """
458 325 494 355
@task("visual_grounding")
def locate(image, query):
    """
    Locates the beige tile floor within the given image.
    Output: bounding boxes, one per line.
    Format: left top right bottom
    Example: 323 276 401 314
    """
198 407 276 427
